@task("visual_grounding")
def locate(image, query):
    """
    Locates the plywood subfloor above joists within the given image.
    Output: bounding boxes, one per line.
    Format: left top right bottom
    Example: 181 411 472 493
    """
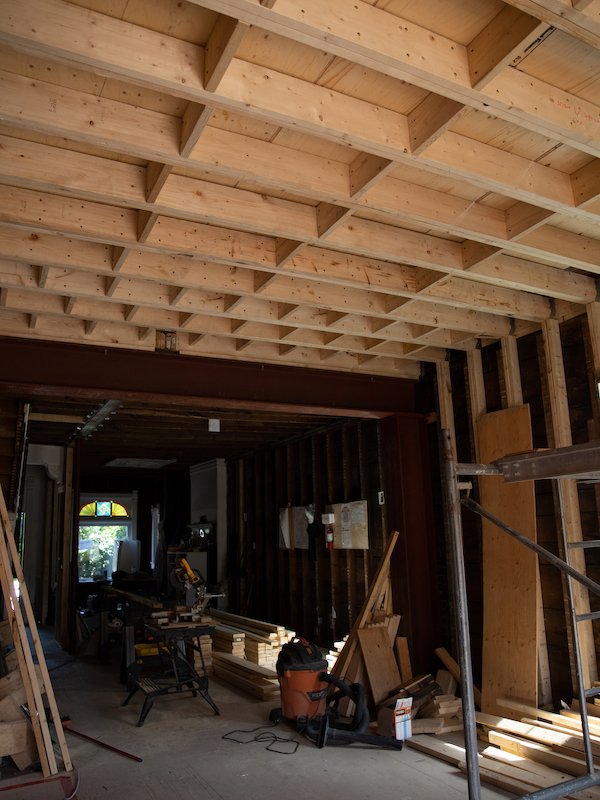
0 0 599 377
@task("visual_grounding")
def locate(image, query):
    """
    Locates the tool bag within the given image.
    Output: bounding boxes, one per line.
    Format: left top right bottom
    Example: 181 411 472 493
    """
276 638 328 720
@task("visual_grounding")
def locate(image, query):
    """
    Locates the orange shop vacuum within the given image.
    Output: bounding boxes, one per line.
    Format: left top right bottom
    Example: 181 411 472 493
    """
274 638 328 723
271 637 403 749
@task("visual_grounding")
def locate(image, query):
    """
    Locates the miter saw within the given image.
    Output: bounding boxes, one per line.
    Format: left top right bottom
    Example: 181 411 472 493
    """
170 556 223 617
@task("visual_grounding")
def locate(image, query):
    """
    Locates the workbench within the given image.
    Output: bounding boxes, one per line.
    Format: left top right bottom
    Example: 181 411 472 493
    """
122 621 220 726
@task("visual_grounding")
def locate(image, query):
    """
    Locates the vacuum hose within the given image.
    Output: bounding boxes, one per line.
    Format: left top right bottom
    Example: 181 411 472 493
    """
303 672 403 750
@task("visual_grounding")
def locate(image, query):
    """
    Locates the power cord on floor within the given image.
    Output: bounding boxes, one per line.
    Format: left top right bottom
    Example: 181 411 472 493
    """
222 722 300 755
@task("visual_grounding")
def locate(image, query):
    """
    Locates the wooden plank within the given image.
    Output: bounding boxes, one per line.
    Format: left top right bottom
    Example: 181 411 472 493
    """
0 719 28 758
499 696 600 739
461 754 600 799
434 646 482 707
395 637 413 684
406 735 465 765
500 335 523 407
477 711 600 760
488 730 589 777
436 361 456 461
480 745 600 799
466 347 486 462
357 626 401 705
467 6 547 89
477 406 538 716
331 530 398 679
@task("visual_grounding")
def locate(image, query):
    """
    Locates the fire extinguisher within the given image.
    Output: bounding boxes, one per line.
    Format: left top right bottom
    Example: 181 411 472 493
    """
326 525 334 551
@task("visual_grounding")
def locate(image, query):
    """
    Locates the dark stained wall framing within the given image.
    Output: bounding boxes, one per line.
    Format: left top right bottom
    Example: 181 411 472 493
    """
228 413 440 675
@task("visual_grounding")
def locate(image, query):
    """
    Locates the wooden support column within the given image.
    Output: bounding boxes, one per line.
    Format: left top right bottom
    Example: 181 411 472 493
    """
467 347 486 462
436 359 456 460
542 319 598 690
501 335 523 407
55 444 74 651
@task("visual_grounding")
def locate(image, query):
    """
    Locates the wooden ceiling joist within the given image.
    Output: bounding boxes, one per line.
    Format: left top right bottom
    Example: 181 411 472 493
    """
0 0 598 377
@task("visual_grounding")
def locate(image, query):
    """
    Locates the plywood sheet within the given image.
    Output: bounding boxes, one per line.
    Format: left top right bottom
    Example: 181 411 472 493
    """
357 626 401 705
477 405 538 715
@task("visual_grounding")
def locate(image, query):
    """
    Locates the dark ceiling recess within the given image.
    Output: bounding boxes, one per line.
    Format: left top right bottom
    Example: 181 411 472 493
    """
2 338 418 477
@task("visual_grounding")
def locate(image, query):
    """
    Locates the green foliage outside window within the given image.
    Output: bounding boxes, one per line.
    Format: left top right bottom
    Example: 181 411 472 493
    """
78 524 129 580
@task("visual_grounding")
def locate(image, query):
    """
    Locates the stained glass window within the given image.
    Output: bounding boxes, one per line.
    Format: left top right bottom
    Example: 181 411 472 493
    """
79 501 129 518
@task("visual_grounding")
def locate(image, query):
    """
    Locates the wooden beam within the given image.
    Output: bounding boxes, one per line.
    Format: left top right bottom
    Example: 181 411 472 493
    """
146 162 172 204
542 318 598 689
467 6 550 89
436 360 456 461
466 347 486 461
204 15 249 92
182 0 600 154
348 153 394 198
408 95 468 155
501 335 523 407
2 84 598 270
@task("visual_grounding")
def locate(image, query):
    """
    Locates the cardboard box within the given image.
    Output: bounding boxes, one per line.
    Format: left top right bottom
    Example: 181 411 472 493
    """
377 696 413 740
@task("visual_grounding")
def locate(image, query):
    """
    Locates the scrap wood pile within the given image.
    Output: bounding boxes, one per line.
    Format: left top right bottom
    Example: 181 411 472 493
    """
329 531 463 732
0 659 43 771
407 687 600 797
208 609 295 700
0 486 72 779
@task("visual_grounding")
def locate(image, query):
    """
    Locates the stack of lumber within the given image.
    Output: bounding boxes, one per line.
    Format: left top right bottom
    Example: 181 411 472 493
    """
408 668 463 735
207 610 294 699
326 637 348 670
211 625 246 658
209 609 294 668
186 634 213 675
407 695 600 797
212 652 280 701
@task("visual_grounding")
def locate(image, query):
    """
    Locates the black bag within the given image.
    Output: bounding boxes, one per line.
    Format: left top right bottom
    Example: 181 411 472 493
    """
276 638 327 674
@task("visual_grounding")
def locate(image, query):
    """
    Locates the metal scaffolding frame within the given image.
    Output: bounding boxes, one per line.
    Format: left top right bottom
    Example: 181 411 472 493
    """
441 430 600 800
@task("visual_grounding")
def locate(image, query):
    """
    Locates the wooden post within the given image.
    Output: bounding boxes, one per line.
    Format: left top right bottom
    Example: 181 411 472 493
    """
466 348 486 462
542 319 598 689
55 445 74 650
501 335 523 407
436 360 456 460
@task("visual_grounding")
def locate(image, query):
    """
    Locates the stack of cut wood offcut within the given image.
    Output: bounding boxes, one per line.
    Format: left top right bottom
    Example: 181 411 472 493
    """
410 671 463 735
185 633 213 675
0 663 40 769
211 625 246 658
328 531 464 735
330 532 409 713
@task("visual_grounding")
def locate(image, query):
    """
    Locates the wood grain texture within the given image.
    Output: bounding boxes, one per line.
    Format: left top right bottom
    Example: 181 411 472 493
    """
477 405 538 715
357 626 401 705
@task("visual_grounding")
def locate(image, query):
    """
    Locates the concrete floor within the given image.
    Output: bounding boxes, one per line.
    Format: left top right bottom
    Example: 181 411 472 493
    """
1 634 513 800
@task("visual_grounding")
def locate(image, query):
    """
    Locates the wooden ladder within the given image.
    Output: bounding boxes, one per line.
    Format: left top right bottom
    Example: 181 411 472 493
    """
0 483 72 777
